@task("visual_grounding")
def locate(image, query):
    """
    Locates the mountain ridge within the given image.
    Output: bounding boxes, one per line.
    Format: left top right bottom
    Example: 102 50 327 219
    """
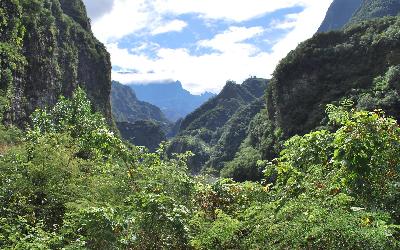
129 81 215 121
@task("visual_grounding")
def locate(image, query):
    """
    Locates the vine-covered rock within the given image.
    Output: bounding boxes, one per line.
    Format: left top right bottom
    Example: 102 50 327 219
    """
0 0 111 127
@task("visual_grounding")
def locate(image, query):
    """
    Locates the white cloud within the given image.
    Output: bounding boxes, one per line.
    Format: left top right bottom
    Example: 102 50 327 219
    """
198 26 264 54
151 19 188 35
92 0 151 42
88 0 333 94
152 0 305 22
83 0 115 21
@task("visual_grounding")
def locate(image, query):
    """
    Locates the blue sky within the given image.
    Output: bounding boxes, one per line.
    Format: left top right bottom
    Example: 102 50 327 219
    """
83 0 333 94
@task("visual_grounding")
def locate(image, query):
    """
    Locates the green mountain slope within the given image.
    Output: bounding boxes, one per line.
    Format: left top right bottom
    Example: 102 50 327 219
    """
351 0 400 23
168 78 268 173
111 81 170 125
318 0 400 33
0 0 112 126
111 81 171 151
179 78 267 132
241 16 400 168
116 121 166 151
318 0 362 33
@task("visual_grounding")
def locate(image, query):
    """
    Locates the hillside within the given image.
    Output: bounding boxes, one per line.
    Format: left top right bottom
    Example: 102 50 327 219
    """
168 78 268 173
351 0 400 23
130 81 215 121
317 0 362 33
116 121 166 151
0 0 400 248
221 16 400 183
111 81 170 125
179 78 267 132
0 0 112 126
318 0 400 33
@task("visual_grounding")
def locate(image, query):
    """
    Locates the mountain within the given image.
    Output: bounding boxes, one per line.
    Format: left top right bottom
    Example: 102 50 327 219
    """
317 0 362 32
111 81 171 151
179 78 267 133
350 0 400 23
0 0 112 126
129 81 215 121
116 121 166 151
220 0 400 182
318 0 400 33
111 81 170 125
167 78 268 173
234 16 400 179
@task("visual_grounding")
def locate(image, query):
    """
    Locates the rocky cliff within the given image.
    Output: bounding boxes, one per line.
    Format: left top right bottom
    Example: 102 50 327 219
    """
0 0 112 127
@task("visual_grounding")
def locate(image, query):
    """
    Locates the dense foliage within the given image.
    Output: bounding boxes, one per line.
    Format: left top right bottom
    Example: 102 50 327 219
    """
117 120 166 152
168 78 268 174
111 81 170 126
350 0 400 23
0 0 111 127
0 90 399 249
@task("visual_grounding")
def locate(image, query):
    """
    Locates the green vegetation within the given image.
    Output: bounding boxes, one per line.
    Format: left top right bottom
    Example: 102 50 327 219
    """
1 0 400 248
250 16 400 164
169 78 268 174
0 0 112 127
350 0 400 23
111 81 170 126
0 89 398 249
117 120 166 152
317 0 362 33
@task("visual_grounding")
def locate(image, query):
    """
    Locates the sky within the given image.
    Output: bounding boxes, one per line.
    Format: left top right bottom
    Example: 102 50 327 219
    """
83 0 333 94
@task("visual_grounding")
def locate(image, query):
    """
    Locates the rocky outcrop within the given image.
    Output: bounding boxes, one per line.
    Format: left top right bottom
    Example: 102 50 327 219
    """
0 0 112 126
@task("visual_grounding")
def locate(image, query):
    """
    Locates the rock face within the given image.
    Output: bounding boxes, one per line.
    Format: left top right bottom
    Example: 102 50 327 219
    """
167 78 268 173
318 0 400 33
111 81 170 125
260 16 400 159
351 0 400 23
317 0 362 33
116 121 166 152
0 0 112 127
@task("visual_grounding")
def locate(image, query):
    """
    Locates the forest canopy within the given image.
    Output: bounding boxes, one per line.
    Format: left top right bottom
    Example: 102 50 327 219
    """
0 89 398 249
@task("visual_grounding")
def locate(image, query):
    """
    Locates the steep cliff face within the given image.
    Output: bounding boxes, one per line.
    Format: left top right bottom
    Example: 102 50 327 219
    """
167 78 268 173
0 0 111 127
111 81 170 125
318 0 362 33
179 78 267 133
318 0 400 33
351 0 400 23
116 121 166 152
261 16 400 158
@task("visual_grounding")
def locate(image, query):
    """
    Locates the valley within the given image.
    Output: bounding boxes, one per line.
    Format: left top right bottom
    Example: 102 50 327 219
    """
0 0 399 249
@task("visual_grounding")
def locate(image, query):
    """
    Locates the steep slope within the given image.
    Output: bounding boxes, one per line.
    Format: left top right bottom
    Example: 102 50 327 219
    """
130 81 215 121
111 81 170 125
180 78 267 133
116 121 166 152
351 0 400 23
318 0 362 33
249 16 400 162
0 0 112 126
318 0 400 33
168 78 268 173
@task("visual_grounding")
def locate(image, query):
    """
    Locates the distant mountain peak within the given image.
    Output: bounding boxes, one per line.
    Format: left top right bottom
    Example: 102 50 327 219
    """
317 0 363 33
318 0 400 33
111 81 170 125
129 81 215 121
